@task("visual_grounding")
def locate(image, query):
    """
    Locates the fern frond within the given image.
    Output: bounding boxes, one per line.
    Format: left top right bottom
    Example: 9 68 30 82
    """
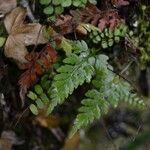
27 72 52 114
70 56 144 137
26 40 144 137
70 89 109 136
47 53 95 114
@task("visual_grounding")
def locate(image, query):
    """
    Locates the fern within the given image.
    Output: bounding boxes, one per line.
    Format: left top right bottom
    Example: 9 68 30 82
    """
70 56 144 136
27 40 144 136
27 72 52 114
47 41 95 113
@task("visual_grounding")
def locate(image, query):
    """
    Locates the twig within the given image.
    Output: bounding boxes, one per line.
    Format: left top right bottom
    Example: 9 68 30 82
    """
120 61 134 75
32 25 44 52
10 106 29 128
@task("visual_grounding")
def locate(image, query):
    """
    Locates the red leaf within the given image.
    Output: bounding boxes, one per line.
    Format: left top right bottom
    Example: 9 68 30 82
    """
18 43 57 105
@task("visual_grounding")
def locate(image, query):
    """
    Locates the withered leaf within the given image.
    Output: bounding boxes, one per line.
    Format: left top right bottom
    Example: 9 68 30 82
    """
0 0 17 18
4 7 48 67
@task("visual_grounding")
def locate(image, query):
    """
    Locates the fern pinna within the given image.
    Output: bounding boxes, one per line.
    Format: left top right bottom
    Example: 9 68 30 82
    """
27 39 144 137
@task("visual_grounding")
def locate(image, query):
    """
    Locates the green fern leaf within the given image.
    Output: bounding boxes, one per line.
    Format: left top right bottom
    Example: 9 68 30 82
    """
70 56 144 137
47 53 95 114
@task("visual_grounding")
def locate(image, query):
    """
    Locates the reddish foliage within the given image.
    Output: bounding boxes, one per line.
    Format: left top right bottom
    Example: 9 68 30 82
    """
70 5 122 31
97 10 122 31
54 5 123 38
18 43 57 103
111 0 129 8
55 15 75 35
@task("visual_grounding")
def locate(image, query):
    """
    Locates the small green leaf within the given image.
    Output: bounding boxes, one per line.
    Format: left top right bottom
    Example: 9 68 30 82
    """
27 91 37 100
95 35 101 42
0 37 6 47
88 0 97 5
59 38 72 55
114 36 120 43
52 0 61 5
55 6 64 15
43 6 54 15
73 0 82 7
114 29 121 36
92 30 99 36
108 39 114 47
48 16 56 21
81 0 87 4
61 0 72 7
34 85 43 95
30 104 38 115
101 41 108 49
93 39 99 44
40 93 49 103
40 0 51 5
36 99 44 109
100 33 104 38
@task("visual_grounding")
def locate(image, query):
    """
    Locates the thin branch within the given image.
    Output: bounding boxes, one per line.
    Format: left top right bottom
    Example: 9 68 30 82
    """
120 61 134 75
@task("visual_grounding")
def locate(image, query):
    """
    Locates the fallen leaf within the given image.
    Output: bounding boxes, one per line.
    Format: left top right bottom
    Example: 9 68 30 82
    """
0 0 17 18
18 43 57 103
111 0 129 8
4 7 48 67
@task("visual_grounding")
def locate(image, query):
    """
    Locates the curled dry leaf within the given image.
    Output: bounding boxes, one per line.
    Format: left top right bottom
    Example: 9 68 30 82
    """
4 7 48 67
0 0 17 18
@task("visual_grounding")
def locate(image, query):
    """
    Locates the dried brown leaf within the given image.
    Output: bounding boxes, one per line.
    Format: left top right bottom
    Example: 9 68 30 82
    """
0 0 16 18
4 7 48 67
